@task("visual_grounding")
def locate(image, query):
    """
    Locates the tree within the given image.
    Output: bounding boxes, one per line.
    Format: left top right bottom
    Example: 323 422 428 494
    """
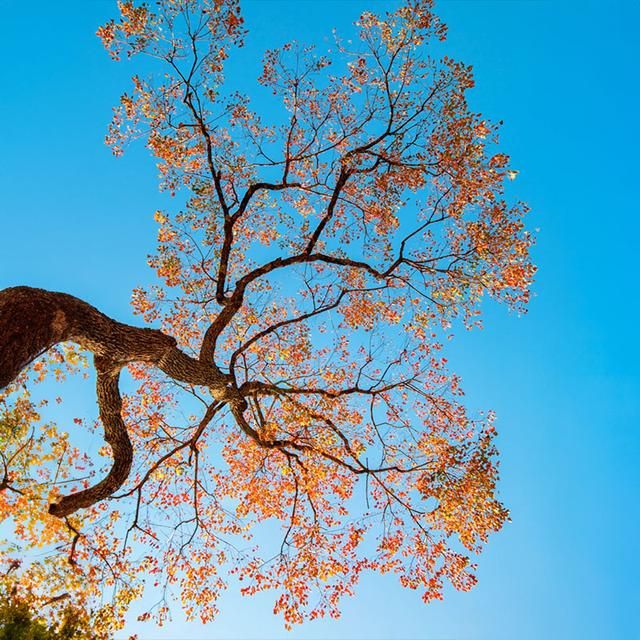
0 0 534 633
0 568 102 640
0 599 98 640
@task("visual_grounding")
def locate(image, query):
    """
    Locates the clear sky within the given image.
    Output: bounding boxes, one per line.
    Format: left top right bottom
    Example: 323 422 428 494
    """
1 1 638 639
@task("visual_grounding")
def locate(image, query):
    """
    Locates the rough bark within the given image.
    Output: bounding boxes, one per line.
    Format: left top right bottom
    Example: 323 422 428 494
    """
0 286 229 388
48 358 133 517
0 286 235 517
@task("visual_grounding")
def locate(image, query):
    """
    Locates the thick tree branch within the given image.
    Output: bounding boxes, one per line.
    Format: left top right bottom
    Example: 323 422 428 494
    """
0 286 228 390
0 286 235 516
48 357 132 517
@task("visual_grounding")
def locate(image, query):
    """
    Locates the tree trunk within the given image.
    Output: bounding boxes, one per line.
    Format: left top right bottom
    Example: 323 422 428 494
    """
0 286 232 516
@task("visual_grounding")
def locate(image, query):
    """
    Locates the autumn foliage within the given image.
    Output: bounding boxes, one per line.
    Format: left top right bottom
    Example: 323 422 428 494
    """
0 0 534 635
0 573 99 640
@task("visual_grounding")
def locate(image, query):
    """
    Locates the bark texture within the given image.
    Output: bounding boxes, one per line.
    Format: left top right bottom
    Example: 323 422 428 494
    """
0 286 234 517
48 359 133 518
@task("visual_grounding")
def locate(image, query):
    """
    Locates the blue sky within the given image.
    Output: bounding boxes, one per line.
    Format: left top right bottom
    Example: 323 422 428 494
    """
1 0 638 639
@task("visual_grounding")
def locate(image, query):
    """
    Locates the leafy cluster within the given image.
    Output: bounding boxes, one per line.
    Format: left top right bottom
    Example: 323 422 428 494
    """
0 577 103 640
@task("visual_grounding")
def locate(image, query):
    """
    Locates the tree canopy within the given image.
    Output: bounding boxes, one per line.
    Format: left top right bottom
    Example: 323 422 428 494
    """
0 571 100 640
0 0 534 635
